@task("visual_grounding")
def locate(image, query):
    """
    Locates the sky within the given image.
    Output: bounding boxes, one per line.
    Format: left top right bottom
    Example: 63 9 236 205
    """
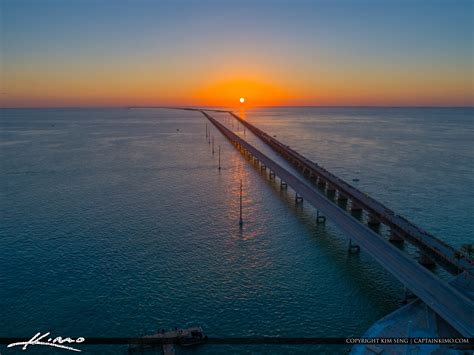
1 0 473 107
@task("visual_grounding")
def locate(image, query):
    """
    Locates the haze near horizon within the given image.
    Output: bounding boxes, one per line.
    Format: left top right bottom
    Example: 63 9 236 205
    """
1 0 473 108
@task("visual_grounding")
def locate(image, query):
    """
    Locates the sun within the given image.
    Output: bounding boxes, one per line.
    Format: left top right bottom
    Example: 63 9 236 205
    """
239 97 245 104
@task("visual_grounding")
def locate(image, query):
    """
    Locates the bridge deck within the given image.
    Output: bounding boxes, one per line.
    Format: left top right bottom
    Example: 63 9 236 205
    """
202 110 473 338
226 112 473 275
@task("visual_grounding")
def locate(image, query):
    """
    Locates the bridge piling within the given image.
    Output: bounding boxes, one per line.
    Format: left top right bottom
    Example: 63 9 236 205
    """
316 211 326 225
368 214 381 226
350 201 363 212
389 229 404 244
326 183 336 195
280 180 288 190
295 193 304 204
337 192 348 202
419 253 436 268
403 288 417 304
348 239 361 254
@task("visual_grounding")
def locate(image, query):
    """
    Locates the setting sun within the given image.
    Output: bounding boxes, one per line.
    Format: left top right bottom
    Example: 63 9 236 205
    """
240 97 245 104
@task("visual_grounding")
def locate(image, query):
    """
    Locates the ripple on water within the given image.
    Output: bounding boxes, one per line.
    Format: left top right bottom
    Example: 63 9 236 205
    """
1 107 471 353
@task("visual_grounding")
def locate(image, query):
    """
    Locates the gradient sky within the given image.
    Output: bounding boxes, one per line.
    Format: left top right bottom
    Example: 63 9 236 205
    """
1 0 473 107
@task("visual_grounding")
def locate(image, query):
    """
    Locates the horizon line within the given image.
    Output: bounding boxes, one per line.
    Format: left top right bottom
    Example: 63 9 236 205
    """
1 105 473 110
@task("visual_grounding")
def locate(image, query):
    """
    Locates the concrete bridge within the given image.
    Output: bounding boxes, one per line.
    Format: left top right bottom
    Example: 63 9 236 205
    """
199 109 473 338
225 111 473 276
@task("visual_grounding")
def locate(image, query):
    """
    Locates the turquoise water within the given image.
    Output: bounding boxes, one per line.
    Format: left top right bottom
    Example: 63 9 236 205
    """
1 107 472 354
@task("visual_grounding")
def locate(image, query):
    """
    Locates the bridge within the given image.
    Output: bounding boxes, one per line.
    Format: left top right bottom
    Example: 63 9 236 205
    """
197 109 473 338
227 111 473 275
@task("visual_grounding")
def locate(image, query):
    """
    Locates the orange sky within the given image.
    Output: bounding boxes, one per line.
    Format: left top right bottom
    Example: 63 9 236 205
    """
1 1 473 108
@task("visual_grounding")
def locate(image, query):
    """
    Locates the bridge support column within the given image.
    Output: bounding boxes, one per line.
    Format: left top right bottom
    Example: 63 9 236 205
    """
348 239 360 254
337 192 348 202
295 193 303 204
269 171 275 180
316 211 326 225
261 164 266 171
403 288 417 304
419 253 435 269
317 179 326 188
368 213 381 226
326 183 336 195
350 200 363 212
389 229 405 244
280 180 288 190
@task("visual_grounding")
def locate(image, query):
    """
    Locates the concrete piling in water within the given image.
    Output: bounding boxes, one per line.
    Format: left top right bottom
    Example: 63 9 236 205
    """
337 192 348 202
326 183 336 196
389 229 404 244
419 253 436 268
295 193 303 204
316 210 326 225
351 200 362 212
403 288 417 304
348 239 360 254
337 192 348 208
368 213 381 226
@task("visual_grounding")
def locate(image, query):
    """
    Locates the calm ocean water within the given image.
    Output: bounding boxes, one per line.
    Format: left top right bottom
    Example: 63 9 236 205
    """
1 107 472 354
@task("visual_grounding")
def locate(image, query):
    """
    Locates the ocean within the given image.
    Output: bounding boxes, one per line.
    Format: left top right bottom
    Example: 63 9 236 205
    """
1 107 472 353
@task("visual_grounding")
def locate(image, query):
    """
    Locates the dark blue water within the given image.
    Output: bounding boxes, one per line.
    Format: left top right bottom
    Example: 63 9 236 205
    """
1 107 472 354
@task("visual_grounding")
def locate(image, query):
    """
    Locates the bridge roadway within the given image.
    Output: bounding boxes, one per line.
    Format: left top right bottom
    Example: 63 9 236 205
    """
225 112 473 275
131 106 472 274
201 110 473 338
